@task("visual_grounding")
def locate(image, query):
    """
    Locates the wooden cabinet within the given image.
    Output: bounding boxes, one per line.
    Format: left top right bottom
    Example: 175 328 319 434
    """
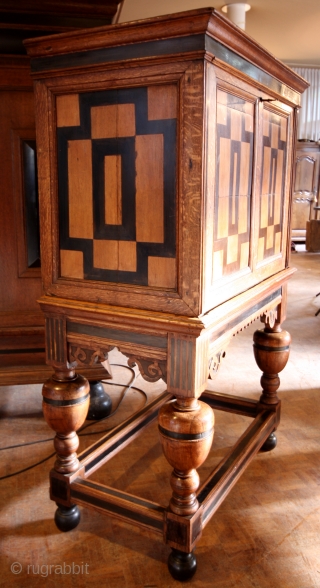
25 8 308 580
0 1 119 385
292 140 320 241
0 57 46 384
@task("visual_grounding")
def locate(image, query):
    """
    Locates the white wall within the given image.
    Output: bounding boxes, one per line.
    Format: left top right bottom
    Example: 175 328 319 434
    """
118 0 215 22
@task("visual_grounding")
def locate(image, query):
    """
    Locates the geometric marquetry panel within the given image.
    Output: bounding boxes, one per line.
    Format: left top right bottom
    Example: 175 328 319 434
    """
213 89 254 280
258 108 287 262
57 85 177 289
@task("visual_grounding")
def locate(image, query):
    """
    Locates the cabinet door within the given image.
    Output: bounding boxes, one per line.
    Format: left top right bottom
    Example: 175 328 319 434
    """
203 65 295 312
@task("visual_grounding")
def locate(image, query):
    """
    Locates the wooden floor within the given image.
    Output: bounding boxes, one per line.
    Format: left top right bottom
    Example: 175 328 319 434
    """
0 251 319 588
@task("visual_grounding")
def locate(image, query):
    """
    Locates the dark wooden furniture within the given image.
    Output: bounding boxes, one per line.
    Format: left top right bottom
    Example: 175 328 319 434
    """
292 140 320 242
0 0 119 385
25 8 308 580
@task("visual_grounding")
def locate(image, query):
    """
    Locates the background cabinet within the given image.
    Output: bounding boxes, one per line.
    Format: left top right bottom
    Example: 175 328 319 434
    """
292 140 320 242
0 1 119 385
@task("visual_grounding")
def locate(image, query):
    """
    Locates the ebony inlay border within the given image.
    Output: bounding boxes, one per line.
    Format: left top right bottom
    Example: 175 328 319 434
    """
78 390 171 465
43 393 90 407
29 33 300 105
158 424 214 441
212 288 281 342
198 410 276 519
71 484 164 531
0 348 45 355
67 320 167 349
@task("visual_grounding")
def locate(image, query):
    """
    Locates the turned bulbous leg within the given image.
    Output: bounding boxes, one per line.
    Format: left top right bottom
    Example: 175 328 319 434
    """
42 369 90 473
159 396 214 580
253 321 290 451
159 397 214 516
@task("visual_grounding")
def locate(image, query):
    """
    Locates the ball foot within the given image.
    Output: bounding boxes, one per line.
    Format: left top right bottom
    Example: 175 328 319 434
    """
54 504 80 532
87 381 112 420
260 432 277 452
168 549 197 582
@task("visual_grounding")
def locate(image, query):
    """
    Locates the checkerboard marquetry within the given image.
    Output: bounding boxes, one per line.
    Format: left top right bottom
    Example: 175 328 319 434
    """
57 85 177 289
258 108 287 262
213 89 254 280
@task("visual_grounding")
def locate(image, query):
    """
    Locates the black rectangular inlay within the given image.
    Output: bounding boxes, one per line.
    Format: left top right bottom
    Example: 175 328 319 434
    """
205 37 299 104
30 35 205 73
212 289 282 342
79 391 170 462
67 321 167 349
29 32 299 104
84 410 156 473
202 394 257 417
78 480 164 513
197 412 273 507
0 348 45 355
70 489 163 531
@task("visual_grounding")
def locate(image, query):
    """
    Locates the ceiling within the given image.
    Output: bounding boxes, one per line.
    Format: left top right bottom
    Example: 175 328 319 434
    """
118 0 320 67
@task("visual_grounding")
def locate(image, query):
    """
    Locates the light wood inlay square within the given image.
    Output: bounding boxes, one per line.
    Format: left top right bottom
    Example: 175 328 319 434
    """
217 197 229 239
60 249 84 279
93 239 118 270
262 146 271 196
238 196 248 234
263 110 270 136
239 142 251 197
56 94 80 127
240 241 249 269
280 116 287 141
244 111 254 133
148 256 176 289
230 108 241 141
267 225 274 250
212 249 224 280
218 137 231 198
275 149 284 223
260 194 269 229
93 240 137 272
148 85 177 120
274 231 281 254
227 234 238 264
136 134 164 243
119 241 136 272
258 236 265 261
271 122 279 149
91 104 136 138
105 155 122 225
217 102 228 125
68 139 93 239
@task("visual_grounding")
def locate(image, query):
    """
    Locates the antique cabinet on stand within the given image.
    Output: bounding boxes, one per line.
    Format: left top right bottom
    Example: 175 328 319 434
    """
25 9 308 581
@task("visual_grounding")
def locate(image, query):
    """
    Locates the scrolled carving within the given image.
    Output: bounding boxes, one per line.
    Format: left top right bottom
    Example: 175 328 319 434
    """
68 344 112 367
208 351 226 379
126 355 167 383
262 308 278 329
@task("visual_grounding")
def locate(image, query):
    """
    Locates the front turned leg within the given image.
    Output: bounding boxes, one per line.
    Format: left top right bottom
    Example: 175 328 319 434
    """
253 321 291 451
159 397 214 581
42 368 90 530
